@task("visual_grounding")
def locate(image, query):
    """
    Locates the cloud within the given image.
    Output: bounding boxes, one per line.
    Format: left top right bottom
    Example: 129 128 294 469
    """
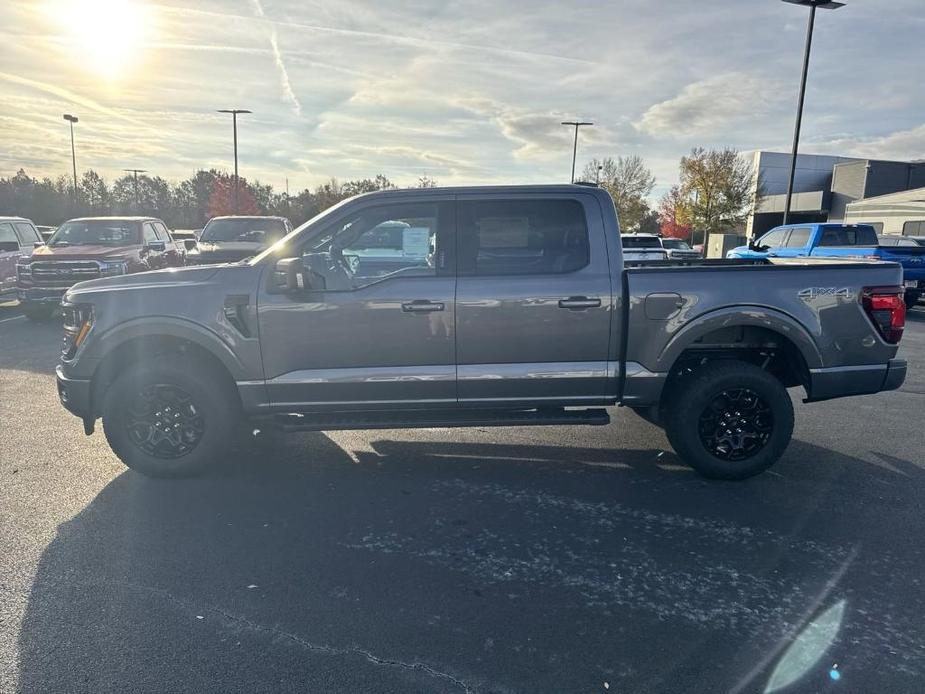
807 123 925 161
636 73 786 139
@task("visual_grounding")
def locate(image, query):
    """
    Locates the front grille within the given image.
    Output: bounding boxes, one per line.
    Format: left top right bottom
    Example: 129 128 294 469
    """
30 261 101 287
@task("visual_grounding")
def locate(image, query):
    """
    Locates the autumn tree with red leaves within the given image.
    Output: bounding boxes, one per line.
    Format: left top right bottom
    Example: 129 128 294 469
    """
208 173 260 217
658 185 692 240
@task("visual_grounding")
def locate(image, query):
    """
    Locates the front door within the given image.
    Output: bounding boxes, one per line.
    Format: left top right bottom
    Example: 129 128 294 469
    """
454 194 614 406
258 197 456 410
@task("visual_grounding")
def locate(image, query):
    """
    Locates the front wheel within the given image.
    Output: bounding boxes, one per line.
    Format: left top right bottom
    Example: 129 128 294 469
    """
663 361 794 480
102 356 239 478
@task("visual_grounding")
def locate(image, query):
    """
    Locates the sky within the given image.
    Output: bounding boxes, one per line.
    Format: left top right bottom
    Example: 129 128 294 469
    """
1 0 923 199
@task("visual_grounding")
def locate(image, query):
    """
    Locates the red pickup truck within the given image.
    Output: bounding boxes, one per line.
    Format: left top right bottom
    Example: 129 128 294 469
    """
16 216 184 319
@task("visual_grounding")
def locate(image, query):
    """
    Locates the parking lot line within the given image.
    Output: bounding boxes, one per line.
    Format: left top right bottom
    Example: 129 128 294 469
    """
0 315 26 324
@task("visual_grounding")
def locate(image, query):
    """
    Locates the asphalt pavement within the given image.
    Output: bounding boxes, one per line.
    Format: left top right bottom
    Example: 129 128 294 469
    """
1 299 924 693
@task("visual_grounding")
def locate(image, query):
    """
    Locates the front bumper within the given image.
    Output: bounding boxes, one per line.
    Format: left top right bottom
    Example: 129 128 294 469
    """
18 286 67 304
56 364 92 421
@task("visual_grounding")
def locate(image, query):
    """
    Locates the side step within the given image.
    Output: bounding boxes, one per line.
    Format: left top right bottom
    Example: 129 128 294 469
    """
267 408 610 432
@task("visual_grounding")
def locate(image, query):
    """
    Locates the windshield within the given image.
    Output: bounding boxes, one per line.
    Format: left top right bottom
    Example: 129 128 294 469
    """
622 236 662 248
201 218 287 244
47 220 139 246
661 239 691 249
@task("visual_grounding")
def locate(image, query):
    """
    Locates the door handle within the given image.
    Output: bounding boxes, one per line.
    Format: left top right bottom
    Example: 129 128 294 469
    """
402 300 445 313
558 296 601 310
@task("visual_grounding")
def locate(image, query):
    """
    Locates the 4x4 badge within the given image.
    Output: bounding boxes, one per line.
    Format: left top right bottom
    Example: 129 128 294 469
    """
798 287 852 300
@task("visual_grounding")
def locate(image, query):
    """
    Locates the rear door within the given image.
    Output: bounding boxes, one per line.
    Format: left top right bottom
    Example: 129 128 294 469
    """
0 222 21 294
455 193 614 406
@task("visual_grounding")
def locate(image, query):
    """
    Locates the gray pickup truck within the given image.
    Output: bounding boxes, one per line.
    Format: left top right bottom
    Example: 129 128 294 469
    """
55 185 907 480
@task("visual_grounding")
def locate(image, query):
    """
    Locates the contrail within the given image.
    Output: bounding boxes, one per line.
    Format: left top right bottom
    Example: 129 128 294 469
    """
249 0 302 116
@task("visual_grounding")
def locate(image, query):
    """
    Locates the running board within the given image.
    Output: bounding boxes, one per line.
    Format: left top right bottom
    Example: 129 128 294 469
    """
266 408 610 432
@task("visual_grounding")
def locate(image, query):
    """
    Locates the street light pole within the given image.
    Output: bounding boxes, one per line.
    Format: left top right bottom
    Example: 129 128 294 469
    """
123 169 147 212
781 0 845 225
217 109 252 214
63 114 79 209
561 121 593 183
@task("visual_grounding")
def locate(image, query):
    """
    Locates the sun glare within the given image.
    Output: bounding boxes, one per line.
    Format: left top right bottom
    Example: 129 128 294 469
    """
46 0 150 80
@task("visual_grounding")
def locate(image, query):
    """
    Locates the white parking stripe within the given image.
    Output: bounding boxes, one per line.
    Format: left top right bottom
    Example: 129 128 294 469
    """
0 315 26 324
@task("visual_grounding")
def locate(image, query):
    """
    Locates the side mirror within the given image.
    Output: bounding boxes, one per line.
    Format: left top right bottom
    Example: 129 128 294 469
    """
274 257 309 292
33 241 45 248
146 240 167 252
183 239 197 251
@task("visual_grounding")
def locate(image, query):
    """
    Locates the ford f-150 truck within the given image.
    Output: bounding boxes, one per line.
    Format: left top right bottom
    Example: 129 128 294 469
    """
55 186 907 481
0 216 42 299
727 223 925 307
186 215 293 265
17 216 184 319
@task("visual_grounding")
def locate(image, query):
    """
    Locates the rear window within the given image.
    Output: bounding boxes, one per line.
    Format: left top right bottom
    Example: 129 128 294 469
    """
201 218 288 243
621 236 662 248
48 220 140 246
457 199 589 276
661 239 691 250
14 222 41 245
817 225 878 247
902 221 925 237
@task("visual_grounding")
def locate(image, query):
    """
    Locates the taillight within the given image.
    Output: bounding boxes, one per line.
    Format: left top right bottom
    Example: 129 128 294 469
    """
861 286 905 344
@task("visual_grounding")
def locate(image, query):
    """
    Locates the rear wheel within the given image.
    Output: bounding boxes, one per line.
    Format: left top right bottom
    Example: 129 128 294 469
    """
102 356 238 478
663 360 794 480
22 303 55 321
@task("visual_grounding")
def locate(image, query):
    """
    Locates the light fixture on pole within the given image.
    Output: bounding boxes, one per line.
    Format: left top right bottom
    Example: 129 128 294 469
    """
63 114 79 208
217 108 252 214
123 169 147 212
780 0 845 225
561 121 593 183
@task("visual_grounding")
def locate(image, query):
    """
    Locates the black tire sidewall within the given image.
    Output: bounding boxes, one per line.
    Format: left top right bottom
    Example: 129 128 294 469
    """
665 362 794 480
102 358 237 478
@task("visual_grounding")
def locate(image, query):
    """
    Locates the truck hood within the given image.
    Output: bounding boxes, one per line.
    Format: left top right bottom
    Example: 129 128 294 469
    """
31 244 135 261
65 265 222 300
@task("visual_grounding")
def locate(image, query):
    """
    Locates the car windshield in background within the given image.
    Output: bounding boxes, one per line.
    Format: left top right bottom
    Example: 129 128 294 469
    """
48 221 139 246
201 218 287 243
662 239 692 250
622 236 662 248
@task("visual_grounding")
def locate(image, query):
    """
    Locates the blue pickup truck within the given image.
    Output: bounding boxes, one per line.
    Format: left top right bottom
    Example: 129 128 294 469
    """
728 223 925 306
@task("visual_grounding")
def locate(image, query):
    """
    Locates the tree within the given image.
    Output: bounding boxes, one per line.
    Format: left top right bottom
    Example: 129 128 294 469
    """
677 147 761 246
637 209 661 235
79 170 110 215
658 185 693 240
582 156 655 232
207 174 259 217
174 170 219 228
342 174 395 197
313 178 347 212
416 176 438 188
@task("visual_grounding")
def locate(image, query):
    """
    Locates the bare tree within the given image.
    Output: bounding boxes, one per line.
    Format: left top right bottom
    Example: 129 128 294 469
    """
581 156 655 231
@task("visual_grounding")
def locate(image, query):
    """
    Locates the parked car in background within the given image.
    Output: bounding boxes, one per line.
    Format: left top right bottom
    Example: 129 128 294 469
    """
55 185 906 481
659 237 701 260
36 225 56 243
728 223 925 307
16 216 184 320
170 229 200 251
0 216 42 300
621 234 668 262
187 216 292 265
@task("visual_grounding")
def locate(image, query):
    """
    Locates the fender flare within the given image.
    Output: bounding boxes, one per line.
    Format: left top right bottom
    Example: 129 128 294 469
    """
87 316 248 381
655 305 823 373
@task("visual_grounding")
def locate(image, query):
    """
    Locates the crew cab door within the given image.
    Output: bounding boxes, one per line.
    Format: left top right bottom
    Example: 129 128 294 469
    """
257 196 457 410
454 193 614 406
770 226 812 257
141 222 168 269
0 222 24 295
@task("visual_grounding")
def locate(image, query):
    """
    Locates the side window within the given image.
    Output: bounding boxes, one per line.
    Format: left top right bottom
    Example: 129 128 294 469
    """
300 201 449 291
457 198 589 276
902 220 925 236
142 223 159 244
758 229 785 248
867 222 884 234
153 222 169 240
14 222 41 246
818 228 841 246
784 227 811 248
0 222 18 247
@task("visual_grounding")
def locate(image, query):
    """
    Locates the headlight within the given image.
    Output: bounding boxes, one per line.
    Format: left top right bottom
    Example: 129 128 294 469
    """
100 260 127 276
62 303 94 359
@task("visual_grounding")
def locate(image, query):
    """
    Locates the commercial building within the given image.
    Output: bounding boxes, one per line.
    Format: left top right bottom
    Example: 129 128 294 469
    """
744 150 925 238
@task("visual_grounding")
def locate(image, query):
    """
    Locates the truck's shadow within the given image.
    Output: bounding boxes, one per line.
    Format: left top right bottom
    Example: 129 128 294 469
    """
15 433 925 693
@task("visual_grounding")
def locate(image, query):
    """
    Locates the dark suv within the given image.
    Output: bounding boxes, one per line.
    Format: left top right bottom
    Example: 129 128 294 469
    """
16 216 183 319
187 216 292 265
